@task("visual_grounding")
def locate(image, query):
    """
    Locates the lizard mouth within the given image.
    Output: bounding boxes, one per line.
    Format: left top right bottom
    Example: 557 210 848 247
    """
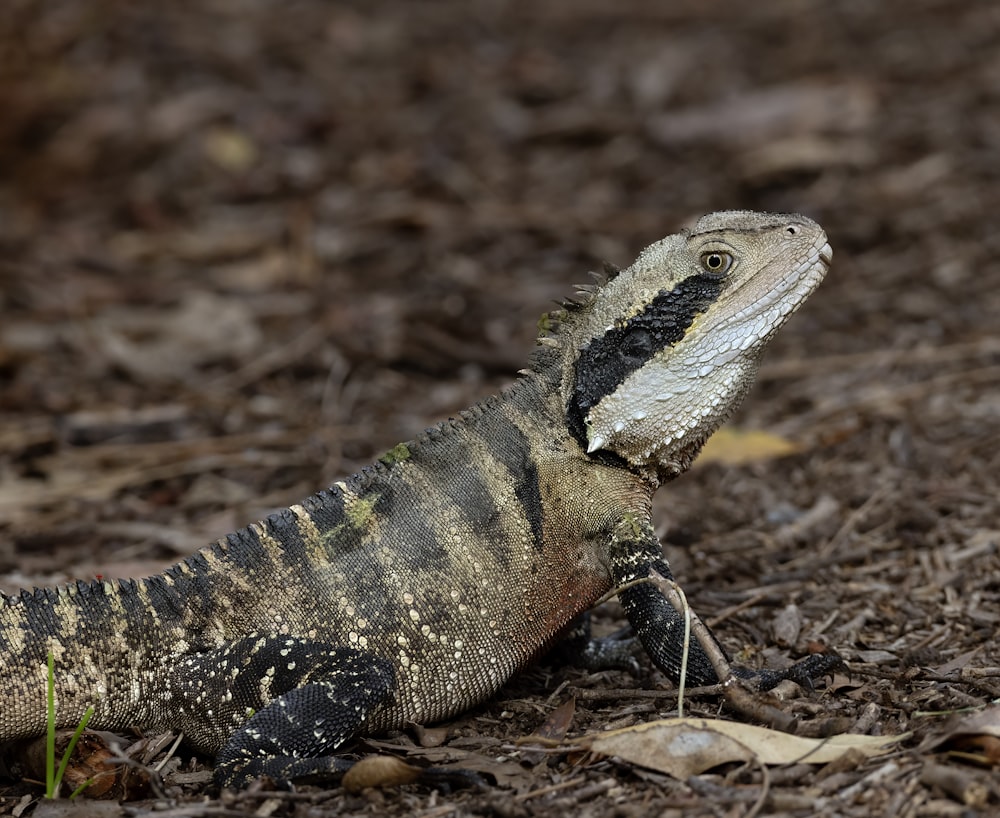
700 234 831 342
760 234 830 309
819 242 834 270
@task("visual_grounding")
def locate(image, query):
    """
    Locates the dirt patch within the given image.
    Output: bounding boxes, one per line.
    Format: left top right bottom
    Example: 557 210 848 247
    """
1 0 999 814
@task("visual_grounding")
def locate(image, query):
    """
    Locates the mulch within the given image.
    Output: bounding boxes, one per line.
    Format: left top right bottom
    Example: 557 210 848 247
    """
1 1 998 815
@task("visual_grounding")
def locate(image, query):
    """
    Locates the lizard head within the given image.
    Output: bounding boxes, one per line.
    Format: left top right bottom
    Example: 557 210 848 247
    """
552 210 832 479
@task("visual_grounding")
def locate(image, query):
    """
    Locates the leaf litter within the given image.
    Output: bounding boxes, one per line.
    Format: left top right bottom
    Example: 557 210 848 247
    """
3 0 1000 815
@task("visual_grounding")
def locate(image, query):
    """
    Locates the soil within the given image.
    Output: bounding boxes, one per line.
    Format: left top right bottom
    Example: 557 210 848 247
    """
1 1 999 815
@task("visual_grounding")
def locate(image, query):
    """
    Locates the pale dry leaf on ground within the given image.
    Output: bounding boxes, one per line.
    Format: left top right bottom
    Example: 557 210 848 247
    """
360 740 526 789
575 718 906 780
97 293 262 382
648 81 876 146
694 427 801 467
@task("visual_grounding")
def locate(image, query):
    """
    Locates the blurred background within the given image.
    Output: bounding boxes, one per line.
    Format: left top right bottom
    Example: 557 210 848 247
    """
1 0 998 599
1 0 999 810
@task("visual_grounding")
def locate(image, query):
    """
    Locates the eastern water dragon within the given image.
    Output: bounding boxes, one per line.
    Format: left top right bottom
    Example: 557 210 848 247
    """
0 210 834 789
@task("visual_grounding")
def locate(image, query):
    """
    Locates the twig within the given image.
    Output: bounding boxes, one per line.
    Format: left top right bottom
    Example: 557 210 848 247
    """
707 591 774 629
208 326 326 394
647 569 797 733
813 483 893 561
513 775 588 802
744 758 771 818
569 685 720 702
919 762 990 807
670 580 693 717
154 732 185 773
592 576 651 607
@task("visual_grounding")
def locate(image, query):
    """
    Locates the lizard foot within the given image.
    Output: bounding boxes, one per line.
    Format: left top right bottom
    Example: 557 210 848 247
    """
733 652 845 693
173 638 396 791
548 614 641 675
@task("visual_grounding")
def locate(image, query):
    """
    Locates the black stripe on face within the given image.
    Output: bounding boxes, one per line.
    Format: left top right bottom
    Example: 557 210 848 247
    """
567 273 724 448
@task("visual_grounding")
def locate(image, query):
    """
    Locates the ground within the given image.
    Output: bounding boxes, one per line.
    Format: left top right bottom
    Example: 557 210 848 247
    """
1 0 999 815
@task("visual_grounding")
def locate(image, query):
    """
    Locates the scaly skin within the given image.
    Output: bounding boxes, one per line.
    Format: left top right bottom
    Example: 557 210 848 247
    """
0 211 833 788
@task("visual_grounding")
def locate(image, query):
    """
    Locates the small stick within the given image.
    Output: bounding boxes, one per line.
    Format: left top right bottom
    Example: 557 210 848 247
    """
919 762 989 807
647 568 797 733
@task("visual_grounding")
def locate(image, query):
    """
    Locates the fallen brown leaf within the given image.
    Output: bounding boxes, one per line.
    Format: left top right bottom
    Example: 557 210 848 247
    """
517 697 577 767
341 756 422 794
574 718 906 780
530 697 577 743
695 427 801 467
16 729 149 800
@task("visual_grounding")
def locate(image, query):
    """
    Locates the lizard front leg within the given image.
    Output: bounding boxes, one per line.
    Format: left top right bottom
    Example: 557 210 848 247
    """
608 514 840 690
167 635 396 789
608 514 720 686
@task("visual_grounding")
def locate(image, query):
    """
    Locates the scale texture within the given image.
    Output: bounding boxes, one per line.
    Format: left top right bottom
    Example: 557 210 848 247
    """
0 211 833 789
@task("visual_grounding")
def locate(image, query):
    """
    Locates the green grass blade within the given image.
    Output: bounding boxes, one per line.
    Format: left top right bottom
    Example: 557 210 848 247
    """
52 706 95 798
46 652 56 798
69 778 95 800
45 652 96 799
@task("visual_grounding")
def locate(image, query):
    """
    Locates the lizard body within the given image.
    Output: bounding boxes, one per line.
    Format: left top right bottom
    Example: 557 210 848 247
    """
0 211 832 789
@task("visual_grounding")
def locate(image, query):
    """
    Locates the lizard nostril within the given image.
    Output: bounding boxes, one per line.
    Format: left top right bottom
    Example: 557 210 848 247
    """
786 225 799 236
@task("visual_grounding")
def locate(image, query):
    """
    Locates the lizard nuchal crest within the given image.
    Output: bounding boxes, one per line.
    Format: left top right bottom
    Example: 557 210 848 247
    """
0 210 832 791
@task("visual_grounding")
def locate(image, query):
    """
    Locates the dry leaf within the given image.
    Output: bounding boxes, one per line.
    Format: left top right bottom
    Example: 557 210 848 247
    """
920 762 991 807
575 718 905 779
934 648 981 676
29 800 124 818
648 81 876 146
696 427 801 467
411 723 450 748
362 740 524 789
341 756 423 793
16 729 148 799
164 293 262 362
518 697 577 766
202 126 258 171
532 697 577 743
772 603 804 647
97 293 262 383
582 720 753 779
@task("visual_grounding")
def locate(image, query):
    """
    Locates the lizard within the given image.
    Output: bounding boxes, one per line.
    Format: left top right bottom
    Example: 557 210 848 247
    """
0 210 833 791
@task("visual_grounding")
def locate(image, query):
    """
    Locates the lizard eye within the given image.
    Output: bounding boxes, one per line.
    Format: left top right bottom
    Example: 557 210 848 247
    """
700 251 734 277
